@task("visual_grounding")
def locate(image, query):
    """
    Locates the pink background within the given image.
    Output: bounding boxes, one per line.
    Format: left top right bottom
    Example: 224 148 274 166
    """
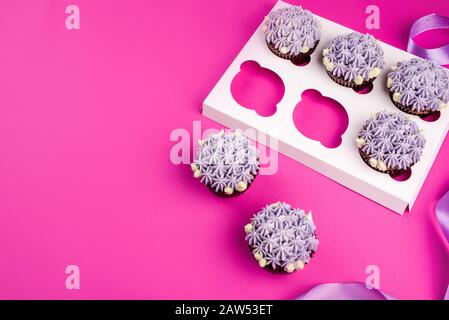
0 0 449 299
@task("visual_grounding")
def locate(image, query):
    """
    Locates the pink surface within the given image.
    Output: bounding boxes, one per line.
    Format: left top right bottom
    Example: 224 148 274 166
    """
0 0 449 299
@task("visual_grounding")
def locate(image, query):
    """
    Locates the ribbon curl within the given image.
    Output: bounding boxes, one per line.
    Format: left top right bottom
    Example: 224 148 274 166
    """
296 283 394 300
407 13 449 65
436 189 449 300
296 189 449 300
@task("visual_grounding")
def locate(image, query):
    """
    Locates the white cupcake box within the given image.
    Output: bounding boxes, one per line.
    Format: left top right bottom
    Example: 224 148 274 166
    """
202 0 449 214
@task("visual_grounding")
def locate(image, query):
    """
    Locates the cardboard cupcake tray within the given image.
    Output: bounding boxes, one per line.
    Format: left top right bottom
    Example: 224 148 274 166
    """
202 0 449 214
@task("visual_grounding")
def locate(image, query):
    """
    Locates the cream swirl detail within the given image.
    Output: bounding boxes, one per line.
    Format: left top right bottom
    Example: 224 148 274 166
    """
323 32 385 85
245 202 318 273
263 6 321 55
357 111 425 171
387 58 449 113
191 130 259 195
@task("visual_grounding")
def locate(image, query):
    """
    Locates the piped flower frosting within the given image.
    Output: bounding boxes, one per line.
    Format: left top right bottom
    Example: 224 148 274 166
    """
387 58 449 113
245 202 318 273
263 6 321 56
323 32 385 85
357 111 425 171
191 130 259 195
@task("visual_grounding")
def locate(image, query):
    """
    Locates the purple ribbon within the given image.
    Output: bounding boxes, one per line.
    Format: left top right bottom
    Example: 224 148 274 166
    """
296 283 394 300
407 13 449 65
296 189 449 300
294 14 449 300
436 189 449 300
436 189 449 245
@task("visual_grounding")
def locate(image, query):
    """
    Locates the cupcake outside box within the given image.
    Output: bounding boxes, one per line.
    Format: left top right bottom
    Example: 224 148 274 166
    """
202 1 449 215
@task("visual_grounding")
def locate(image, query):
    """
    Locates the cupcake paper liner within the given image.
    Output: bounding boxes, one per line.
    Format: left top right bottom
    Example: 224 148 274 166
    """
207 168 259 198
267 41 319 65
247 245 316 274
326 70 376 91
358 148 413 176
388 91 437 116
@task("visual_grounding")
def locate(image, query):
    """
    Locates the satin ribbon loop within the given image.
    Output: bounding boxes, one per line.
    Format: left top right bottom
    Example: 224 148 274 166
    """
436 189 449 243
296 189 449 300
407 13 449 65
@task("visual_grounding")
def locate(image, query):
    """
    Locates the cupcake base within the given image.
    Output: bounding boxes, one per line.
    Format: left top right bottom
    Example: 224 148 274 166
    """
248 245 316 274
388 91 436 116
267 41 319 66
206 166 259 198
327 70 376 91
257 255 315 275
359 148 412 176
207 179 255 198
263 262 289 274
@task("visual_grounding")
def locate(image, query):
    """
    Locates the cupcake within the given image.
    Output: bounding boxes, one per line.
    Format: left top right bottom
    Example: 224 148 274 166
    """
244 201 318 274
322 32 385 90
263 6 321 65
191 129 259 197
356 111 426 175
387 58 449 116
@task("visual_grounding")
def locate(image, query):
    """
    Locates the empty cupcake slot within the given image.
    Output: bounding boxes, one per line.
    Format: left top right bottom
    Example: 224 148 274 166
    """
419 111 441 122
292 89 349 148
230 60 285 117
389 168 412 182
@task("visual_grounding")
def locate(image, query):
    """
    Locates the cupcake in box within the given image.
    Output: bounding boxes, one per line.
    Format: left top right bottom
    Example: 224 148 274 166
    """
191 129 259 197
356 111 426 175
244 201 318 274
263 6 321 65
322 32 385 91
387 58 449 116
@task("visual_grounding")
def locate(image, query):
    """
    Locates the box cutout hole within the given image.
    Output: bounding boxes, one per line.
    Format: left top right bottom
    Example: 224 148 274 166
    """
293 55 311 67
420 111 440 122
293 89 349 148
353 82 374 94
389 168 412 182
230 60 284 117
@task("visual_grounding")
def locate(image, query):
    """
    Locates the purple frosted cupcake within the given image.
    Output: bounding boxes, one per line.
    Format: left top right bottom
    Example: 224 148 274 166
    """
263 6 321 65
323 32 385 90
387 58 449 116
356 111 426 175
191 129 259 197
244 202 318 274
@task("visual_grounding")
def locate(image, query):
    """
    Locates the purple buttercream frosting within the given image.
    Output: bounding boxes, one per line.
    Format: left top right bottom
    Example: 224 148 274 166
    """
387 58 449 113
357 111 425 171
192 130 259 195
245 202 318 273
263 6 321 56
323 32 385 82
